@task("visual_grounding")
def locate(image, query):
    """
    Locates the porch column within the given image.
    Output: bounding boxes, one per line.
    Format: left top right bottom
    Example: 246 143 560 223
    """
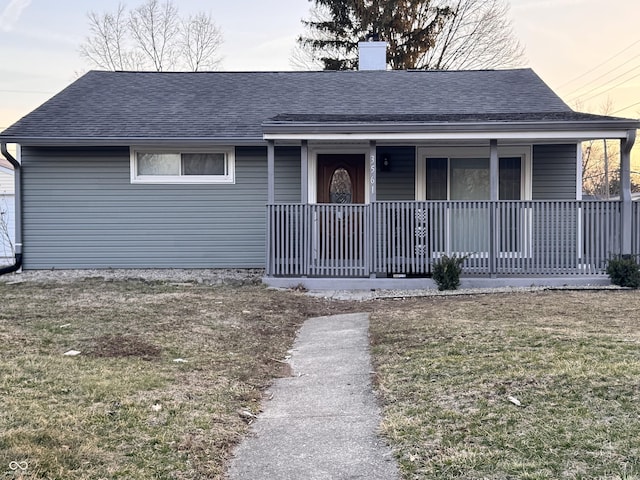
489 139 498 276
620 130 637 255
301 140 308 203
369 140 377 202
267 140 275 204
369 140 377 278
489 139 499 201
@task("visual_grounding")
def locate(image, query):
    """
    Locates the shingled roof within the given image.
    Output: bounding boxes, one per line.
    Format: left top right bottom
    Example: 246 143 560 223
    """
1 68 637 145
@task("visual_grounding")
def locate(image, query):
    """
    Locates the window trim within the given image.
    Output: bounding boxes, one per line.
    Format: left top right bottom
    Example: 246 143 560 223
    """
130 147 235 184
415 145 532 201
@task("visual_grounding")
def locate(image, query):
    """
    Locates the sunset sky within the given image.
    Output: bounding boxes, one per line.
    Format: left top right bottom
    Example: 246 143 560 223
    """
1 0 639 163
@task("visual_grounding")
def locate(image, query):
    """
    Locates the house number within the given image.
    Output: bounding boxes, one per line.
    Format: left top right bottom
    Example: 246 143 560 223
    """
370 154 376 195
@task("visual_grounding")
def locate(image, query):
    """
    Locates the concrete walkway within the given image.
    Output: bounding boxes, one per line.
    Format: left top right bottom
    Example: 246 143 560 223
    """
228 313 399 480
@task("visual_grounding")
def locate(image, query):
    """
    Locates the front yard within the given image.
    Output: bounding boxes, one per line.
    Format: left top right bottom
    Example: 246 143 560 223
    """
1 278 638 479
0 279 351 479
370 291 640 479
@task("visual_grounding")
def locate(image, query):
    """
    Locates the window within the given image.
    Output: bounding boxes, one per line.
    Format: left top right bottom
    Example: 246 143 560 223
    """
425 157 522 200
417 146 532 257
131 148 234 184
417 146 531 201
329 168 353 203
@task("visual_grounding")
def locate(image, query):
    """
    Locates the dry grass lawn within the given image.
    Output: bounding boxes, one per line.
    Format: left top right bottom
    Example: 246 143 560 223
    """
370 290 640 479
0 279 353 479
1 279 639 479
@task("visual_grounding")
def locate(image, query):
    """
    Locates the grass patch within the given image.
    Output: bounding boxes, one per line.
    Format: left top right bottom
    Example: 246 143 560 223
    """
0 279 354 479
370 291 640 479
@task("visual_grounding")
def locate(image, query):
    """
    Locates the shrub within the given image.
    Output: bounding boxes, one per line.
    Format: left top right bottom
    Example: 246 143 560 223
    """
432 254 467 291
606 255 640 288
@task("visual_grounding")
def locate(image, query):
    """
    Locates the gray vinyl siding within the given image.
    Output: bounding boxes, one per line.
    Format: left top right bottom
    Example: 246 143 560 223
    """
274 146 302 203
376 146 416 201
530 144 579 270
532 144 577 200
20 146 283 269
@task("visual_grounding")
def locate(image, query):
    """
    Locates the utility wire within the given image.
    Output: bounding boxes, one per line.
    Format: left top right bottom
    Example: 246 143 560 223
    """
569 66 640 104
611 100 640 116
564 51 640 98
556 38 640 90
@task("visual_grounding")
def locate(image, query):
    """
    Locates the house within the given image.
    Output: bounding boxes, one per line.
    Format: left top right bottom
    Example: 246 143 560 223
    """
0 155 15 264
1 43 638 287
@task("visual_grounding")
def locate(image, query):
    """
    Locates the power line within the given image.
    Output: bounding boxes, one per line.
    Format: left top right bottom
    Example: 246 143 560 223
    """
556 38 640 90
611 100 640 116
564 51 640 98
570 67 640 104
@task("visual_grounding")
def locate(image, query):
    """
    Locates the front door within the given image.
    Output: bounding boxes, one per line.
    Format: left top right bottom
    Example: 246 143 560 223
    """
317 154 365 204
313 154 367 275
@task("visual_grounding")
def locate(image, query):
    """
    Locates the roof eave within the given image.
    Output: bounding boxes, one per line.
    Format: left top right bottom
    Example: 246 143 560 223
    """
0 136 265 147
262 120 640 140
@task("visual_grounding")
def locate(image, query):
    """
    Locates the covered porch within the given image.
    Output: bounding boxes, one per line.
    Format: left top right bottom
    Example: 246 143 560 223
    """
262 116 638 288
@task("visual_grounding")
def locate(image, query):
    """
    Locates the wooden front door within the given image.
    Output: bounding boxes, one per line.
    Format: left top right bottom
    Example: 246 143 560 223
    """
314 155 367 272
317 154 365 204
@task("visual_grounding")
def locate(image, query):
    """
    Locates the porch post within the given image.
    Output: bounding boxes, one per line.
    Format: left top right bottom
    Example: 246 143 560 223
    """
301 140 308 203
490 139 499 201
369 140 377 202
620 130 636 255
369 140 377 277
489 139 498 276
267 140 275 204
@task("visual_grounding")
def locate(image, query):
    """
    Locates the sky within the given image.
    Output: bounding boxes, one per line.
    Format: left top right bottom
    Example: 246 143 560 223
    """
0 0 639 163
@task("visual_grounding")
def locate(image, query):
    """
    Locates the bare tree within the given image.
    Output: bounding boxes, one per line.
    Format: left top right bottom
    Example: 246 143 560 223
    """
574 99 639 197
181 12 224 71
295 0 524 70
424 0 524 70
80 0 223 72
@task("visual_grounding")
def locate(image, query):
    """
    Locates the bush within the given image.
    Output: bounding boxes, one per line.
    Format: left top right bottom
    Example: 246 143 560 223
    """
606 255 640 288
432 254 467 291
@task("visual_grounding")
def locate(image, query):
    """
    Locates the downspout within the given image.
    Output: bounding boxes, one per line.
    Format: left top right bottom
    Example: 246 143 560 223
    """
0 142 21 275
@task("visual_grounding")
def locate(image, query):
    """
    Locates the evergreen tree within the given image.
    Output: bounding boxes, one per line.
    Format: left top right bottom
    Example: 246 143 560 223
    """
297 0 524 71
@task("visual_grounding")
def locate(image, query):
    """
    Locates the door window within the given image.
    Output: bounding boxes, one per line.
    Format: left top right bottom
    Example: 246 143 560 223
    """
329 168 353 204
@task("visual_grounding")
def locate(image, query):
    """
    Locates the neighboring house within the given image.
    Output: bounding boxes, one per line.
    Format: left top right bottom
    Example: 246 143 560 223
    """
0 43 638 287
0 155 15 263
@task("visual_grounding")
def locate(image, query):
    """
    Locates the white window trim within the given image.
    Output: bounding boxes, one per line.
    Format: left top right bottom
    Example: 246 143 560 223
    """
130 147 235 184
415 145 532 201
307 146 370 204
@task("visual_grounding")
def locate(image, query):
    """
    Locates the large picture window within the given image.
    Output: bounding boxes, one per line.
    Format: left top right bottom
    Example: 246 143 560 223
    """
417 146 532 258
131 148 234 184
425 157 522 200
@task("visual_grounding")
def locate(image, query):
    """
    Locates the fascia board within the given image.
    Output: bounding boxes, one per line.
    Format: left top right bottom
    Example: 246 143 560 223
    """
263 130 632 141
262 120 639 135
0 137 266 147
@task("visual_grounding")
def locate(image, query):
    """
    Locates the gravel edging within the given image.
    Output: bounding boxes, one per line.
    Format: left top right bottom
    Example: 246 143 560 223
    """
306 284 627 301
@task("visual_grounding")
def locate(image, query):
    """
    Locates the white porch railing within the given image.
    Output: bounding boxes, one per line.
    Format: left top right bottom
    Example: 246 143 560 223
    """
266 201 629 277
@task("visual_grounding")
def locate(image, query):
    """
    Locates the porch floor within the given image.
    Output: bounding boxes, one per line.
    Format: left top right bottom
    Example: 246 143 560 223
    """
263 275 612 291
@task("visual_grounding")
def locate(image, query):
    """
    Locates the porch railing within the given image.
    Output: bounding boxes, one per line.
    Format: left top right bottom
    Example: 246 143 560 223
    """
267 201 629 277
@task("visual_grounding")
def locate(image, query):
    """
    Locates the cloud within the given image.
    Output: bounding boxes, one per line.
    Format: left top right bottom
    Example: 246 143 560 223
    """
0 0 32 32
